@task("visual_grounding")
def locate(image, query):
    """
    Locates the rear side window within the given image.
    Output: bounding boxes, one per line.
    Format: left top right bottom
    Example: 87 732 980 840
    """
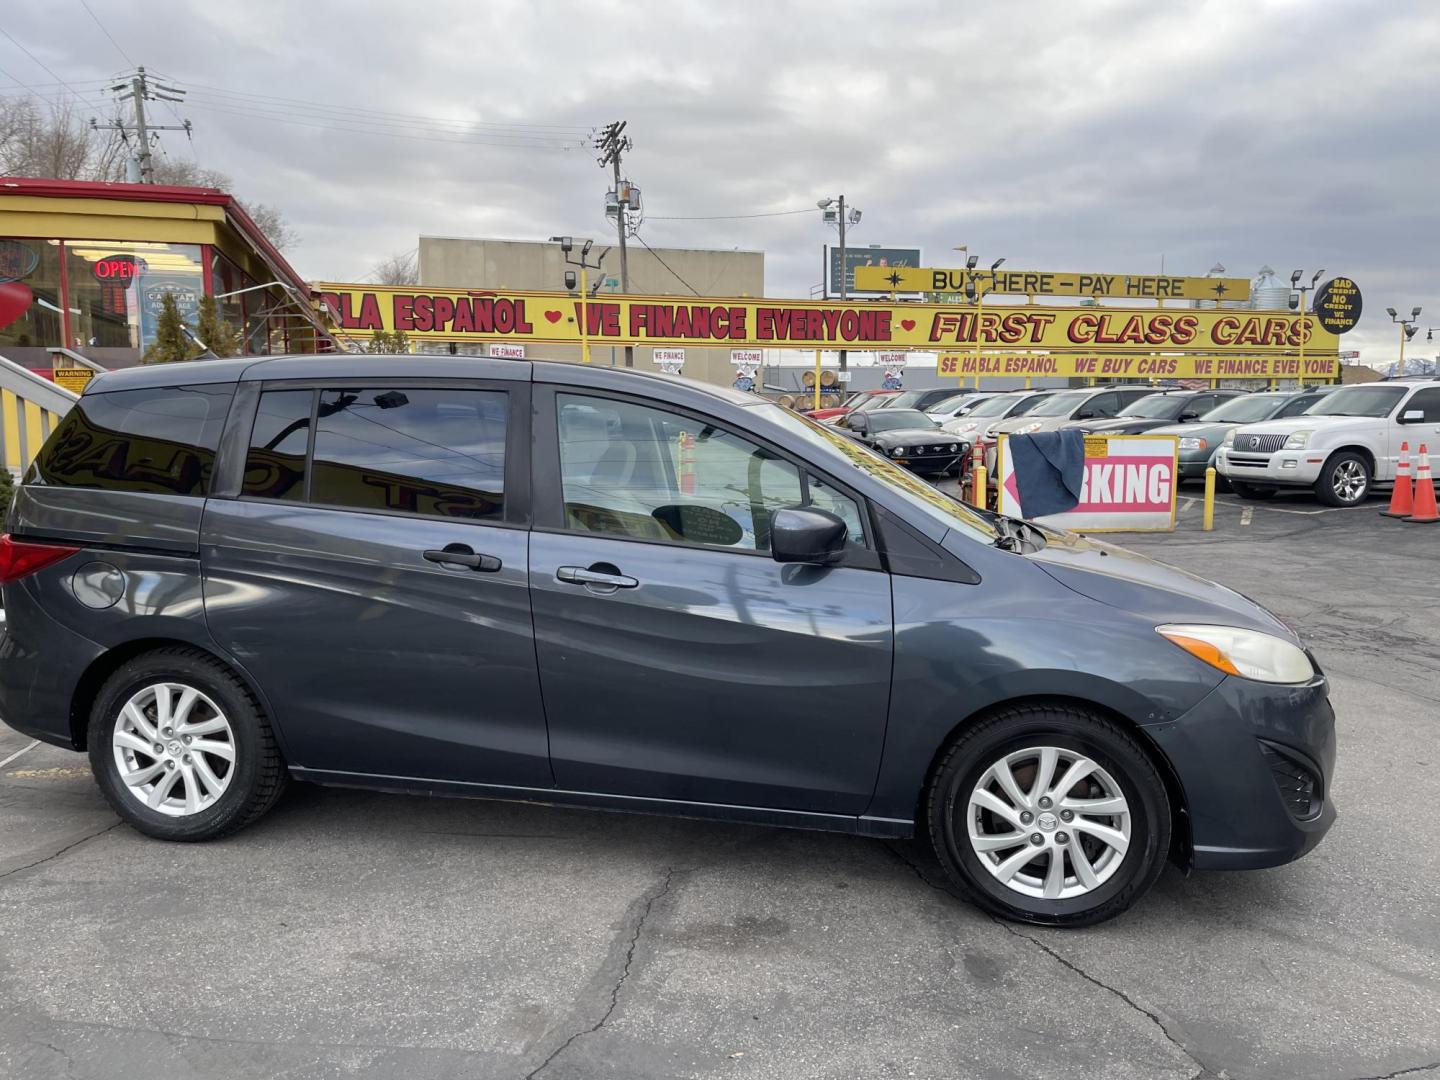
29 385 233 497
242 389 312 502
308 387 506 519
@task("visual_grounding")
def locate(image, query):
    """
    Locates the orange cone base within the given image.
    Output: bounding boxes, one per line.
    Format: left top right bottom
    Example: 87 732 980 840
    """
1403 514 1440 524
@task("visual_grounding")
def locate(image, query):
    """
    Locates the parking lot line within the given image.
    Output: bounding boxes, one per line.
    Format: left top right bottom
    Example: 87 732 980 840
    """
1241 507 1253 526
0 740 38 770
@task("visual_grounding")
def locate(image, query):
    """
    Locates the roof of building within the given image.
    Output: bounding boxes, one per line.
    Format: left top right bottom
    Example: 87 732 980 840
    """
0 176 308 295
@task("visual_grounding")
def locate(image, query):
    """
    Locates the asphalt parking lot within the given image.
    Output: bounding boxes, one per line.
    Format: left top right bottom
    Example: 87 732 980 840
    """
2 486 1438 1080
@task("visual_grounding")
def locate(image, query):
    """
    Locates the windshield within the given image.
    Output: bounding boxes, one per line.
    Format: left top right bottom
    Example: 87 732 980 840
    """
1025 391 1090 417
928 393 972 414
755 404 999 541
868 409 937 432
1118 394 1188 420
880 390 932 409
1201 393 1288 423
965 394 1025 418
852 394 894 413
1304 386 1407 418
1010 393 1055 416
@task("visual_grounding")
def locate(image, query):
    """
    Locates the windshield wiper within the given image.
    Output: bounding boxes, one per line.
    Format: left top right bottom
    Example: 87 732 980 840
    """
989 512 1045 552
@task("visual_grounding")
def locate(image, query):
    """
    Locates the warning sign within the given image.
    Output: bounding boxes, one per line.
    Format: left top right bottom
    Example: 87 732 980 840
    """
52 367 94 394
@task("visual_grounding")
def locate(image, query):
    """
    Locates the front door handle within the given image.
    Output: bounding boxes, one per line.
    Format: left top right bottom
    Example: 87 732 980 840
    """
556 565 639 591
424 544 502 572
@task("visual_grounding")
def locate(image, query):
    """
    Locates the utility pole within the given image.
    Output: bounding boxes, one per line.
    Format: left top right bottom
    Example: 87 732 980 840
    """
837 194 848 374
595 121 635 367
92 67 191 183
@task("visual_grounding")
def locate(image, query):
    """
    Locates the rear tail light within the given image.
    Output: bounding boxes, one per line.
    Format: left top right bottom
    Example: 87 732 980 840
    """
0 534 81 584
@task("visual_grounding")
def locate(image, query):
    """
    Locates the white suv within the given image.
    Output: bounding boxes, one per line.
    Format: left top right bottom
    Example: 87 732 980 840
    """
1215 380 1440 506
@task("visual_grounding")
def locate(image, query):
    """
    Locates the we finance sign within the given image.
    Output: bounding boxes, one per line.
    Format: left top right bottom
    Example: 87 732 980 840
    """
316 285 1341 358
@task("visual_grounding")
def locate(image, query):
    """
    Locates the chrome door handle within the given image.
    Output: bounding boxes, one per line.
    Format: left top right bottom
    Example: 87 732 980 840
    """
556 565 639 590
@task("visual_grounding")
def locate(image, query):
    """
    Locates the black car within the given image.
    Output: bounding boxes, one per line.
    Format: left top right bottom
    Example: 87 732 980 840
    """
1063 389 1247 435
839 407 968 475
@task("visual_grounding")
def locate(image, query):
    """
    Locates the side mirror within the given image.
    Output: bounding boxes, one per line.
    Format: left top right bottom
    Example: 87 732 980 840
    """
1402 409 1424 423
1074 408 1095 420
1180 410 1201 422
771 507 847 565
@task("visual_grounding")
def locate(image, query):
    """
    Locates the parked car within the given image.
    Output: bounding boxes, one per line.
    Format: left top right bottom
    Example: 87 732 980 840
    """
1061 388 1248 436
1150 386 1341 482
873 388 967 413
835 407 967 476
926 390 997 423
803 388 897 422
983 385 1158 475
1216 378 1440 505
0 355 1335 927
941 390 1059 443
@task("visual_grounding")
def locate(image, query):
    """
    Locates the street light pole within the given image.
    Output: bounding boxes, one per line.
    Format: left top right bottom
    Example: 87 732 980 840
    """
1389 306 1423 373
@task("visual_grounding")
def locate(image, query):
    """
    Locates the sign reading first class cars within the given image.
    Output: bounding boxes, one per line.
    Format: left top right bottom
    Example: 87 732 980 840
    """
315 285 1340 355
852 266 1253 302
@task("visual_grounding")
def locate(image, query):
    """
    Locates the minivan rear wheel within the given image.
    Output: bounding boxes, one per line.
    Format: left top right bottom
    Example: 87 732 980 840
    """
88 647 287 841
925 704 1170 927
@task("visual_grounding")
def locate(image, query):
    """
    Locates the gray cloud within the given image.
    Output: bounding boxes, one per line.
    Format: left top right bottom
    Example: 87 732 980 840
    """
5 0 1437 363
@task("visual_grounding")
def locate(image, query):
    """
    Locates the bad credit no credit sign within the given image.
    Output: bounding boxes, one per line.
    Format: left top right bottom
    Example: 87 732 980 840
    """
315 284 1340 355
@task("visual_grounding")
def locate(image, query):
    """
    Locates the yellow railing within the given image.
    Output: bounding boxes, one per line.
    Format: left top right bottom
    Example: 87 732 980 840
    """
0 354 81 477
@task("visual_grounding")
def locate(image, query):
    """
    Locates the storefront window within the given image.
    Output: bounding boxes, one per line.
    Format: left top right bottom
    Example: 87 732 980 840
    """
210 251 247 337
0 238 63 350
65 241 204 351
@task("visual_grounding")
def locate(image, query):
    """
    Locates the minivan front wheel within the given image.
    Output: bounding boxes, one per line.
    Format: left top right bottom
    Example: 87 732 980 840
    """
926 704 1170 927
89 647 287 841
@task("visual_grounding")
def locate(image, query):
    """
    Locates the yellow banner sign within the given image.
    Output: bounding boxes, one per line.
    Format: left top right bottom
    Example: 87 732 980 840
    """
52 367 94 394
852 266 1251 302
316 284 1335 355
937 353 1340 380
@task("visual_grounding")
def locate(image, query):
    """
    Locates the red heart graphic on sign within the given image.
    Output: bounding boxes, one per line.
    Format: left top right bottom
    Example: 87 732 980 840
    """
0 282 34 331
900 318 916 331
544 309 563 324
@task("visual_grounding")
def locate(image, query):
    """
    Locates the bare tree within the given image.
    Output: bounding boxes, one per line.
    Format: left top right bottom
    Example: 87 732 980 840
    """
151 159 299 252
0 96 125 181
372 249 419 285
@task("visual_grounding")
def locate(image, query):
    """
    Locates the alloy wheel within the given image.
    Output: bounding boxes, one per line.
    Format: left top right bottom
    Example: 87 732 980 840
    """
1332 459 1367 503
965 746 1131 900
111 682 236 817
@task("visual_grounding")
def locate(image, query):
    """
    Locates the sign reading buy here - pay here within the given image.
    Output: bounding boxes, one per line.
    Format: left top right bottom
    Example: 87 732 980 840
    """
997 434 1178 532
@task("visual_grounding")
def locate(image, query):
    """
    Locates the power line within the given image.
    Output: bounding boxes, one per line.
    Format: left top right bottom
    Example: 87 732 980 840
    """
647 207 823 221
0 27 105 105
179 98 585 150
79 0 137 68
154 75 591 135
633 231 702 297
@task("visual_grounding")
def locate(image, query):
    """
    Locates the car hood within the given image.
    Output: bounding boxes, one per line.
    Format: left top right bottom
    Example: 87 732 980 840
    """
1029 530 1294 638
870 428 957 445
1063 417 1177 435
1149 421 1237 440
991 415 1071 435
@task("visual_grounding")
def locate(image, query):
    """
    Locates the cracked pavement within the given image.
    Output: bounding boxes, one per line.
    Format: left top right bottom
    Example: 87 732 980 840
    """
1 490 1437 1079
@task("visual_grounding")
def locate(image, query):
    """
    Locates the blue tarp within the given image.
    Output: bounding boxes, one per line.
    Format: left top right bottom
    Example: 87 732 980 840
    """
1009 430 1086 518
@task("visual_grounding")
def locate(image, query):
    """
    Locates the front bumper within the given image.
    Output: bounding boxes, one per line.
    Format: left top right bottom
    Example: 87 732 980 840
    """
1215 447 1324 486
1145 671 1336 870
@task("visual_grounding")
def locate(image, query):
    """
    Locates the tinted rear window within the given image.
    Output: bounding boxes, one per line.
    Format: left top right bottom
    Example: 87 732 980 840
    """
28 385 233 497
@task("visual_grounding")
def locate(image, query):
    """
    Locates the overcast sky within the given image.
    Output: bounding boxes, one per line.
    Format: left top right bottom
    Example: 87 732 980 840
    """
5 0 1438 364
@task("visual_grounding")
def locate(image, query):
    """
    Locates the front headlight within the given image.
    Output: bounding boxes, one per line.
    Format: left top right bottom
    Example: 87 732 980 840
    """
1284 430 1313 449
1179 437 1207 451
1221 429 1236 447
1157 624 1314 684
1013 421 1043 435
949 443 959 452
890 446 906 457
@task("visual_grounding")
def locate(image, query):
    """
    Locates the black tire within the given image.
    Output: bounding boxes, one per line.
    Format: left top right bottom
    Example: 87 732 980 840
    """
925 703 1170 928
1229 479 1276 500
88 647 287 841
1313 450 1370 507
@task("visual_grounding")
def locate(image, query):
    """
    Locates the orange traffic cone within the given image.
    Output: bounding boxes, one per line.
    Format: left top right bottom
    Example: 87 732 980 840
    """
1405 444 1439 524
1382 441 1414 518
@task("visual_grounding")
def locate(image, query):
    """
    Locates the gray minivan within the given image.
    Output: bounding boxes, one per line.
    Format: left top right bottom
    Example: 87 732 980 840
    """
0 356 1335 926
